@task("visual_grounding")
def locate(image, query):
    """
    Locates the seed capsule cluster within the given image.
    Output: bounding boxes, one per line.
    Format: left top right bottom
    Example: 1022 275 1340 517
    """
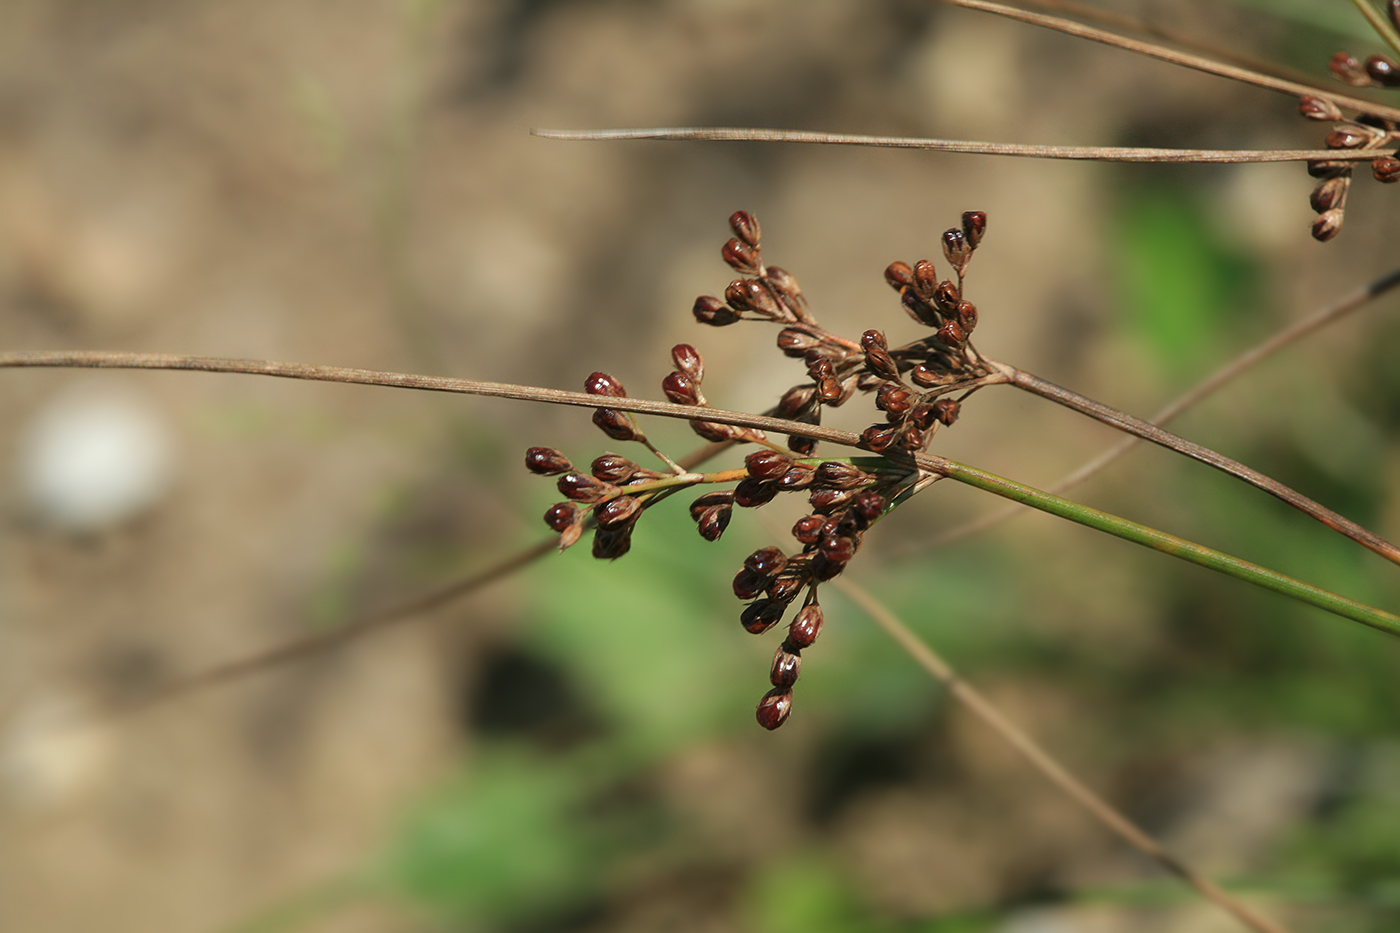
526 209 997 730
1301 9 1400 242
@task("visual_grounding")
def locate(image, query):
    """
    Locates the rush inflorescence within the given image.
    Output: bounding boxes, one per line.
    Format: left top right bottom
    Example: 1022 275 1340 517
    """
525 209 1003 729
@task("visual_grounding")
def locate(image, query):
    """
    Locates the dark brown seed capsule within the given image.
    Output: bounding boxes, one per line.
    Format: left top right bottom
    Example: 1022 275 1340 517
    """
543 502 579 532
942 227 972 272
767 572 805 604
901 290 937 327
792 514 825 545
770 645 802 688
907 402 938 432
814 460 868 489
788 435 819 457
741 599 787 635
729 210 761 248
860 424 899 452
690 490 734 517
593 408 641 442
900 427 927 451
819 534 857 565
755 688 793 730
733 567 769 600
525 446 572 475
696 506 731 541
1307 160 1352 179
884 261 914 291
956 299 978 333
585 372 627 397
762 267 804 313
933 280 960 312
777 464 815 489
810 552 843 581
910 364 943 388
689 419 738 443
808 487 857 513
1312 209 1344 242
777 385 818 419
746 450 793 480
933 398 961 426
1310 176 1349 213
961 210 987 249
693 294 740 326
1298 96 1343 122
776 328 821 357
1330 52 1371 87
721 237 761 274
592 527 632 560
734 477 780 508
670 344 704 383
1373 156 1400 183
855 491 887 522
913 259 938 300
662 371 702 406
1326 126 1369 149
745 546 789 577
788 603 824 649
595 495 642 529
937 320 968 348
726 279 781 318
860 329 888 352
558 472 612 502
876 383 914 416
1367 55 1400 85
591 453 640 483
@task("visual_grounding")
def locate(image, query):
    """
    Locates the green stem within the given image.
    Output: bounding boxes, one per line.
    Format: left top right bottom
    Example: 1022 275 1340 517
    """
926 456 1400 638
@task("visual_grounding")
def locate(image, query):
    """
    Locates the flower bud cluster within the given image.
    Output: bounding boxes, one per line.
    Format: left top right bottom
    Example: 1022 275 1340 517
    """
529 440 670 559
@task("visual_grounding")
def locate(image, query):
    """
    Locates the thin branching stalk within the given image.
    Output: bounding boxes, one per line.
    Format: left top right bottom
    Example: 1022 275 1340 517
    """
997 363 1400 566
945 0 1400 122
1348 0 1400 57
835 577 1291 933
4 350 1397 638
533 128 1379 164
922 265 1400 550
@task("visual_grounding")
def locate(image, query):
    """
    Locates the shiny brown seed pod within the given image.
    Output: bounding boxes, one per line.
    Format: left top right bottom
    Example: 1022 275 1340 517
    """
876 383 914 416
770 645 802 688
819 534 856 565
1330 52 1371 87
525 446 572 475
901 290 939 327
1307 160 1352 179
689 419 739 443
863 346 900 383
956 299 978 333
933 398 961 426
746 450 794 480
933 280 960 313
788 435 819 457
762 267 804 312
557 471 613 502
942 227 972 273
777 385 817 419
913 259 939 300
590 453 640 483
900 426 927 452
661 371 702 406
744 546 788 577
741 599 787 635
937 320 968 348
910 364 944 389
792 514 825 545
595 495 642 529
591 526 632 560
1373 156 1400 183
860 329 888 351
729 210 761 248
696 506 731 542
767 572 806 604
816 377 843 404
721 237 761 275
593 408 641 442
1367 55 1400 85
788 603 824 649
1298 96 1344 122
1312 209 1344 242
670 344 704 384
860 424 899 452
884 261 914 291
733 566 769 600
810 552 844 582
1310 176 1349 213
777 464 816 490
855 491 887 523
734 477 780 508
584 372 627 397
693 294 740 326
961 210 987 249
1326 126 1370 149
725 278 782 318
690 490 734 517
543 502 579 532
814 460 868 489
776 328 822 357
808 487 857 513
755 688 793 730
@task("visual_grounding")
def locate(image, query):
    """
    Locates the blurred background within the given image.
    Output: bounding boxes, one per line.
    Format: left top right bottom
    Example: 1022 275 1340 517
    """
3 1 1400 930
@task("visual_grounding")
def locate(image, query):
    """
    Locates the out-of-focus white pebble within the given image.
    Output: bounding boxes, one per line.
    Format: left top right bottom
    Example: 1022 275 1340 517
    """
18 385 175 532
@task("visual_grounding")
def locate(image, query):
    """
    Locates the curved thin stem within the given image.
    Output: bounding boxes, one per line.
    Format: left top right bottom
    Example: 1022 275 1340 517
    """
1348 0 1400 58
835 577 1291 933
999 363 1400 567
533 127 1378 164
